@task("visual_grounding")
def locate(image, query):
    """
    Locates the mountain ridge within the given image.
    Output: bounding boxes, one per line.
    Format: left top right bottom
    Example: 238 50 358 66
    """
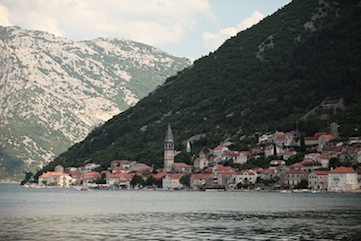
0 26 191 180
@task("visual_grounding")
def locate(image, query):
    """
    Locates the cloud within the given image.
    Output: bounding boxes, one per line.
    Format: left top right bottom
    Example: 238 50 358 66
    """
0 4 12 26
202 11 265 52
0 0 211 48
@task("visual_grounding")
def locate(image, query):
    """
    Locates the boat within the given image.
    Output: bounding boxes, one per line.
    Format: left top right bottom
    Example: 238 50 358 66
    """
74 181 90 191
74 186 90 191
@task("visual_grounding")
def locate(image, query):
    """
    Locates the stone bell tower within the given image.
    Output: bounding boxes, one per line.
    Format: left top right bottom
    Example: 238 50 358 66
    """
164 124 175 173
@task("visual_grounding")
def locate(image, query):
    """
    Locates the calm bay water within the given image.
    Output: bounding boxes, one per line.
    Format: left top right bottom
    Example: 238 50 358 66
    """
0 183 360 240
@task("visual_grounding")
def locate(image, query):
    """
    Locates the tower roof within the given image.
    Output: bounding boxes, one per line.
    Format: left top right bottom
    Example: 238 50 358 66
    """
165 124 174 142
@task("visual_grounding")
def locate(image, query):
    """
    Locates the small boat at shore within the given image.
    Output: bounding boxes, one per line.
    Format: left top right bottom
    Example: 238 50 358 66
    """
74 186 90 191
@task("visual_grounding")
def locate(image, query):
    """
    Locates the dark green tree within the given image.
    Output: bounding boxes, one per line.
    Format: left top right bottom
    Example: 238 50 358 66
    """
180 174 191 187
20 172 34 185
174 152 193 165
146 175 156 187
329 158 342 169
130 175 145 188
295 179 308 189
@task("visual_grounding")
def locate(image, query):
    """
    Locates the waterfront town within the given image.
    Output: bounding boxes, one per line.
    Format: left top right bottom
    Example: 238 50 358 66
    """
30 122 361 192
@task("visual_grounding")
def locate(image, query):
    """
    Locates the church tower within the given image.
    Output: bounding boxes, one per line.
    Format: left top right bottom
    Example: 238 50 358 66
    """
164 124 175 172
330 122 339 139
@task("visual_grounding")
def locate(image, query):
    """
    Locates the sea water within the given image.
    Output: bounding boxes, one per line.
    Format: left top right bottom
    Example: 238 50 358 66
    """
0 183 360 240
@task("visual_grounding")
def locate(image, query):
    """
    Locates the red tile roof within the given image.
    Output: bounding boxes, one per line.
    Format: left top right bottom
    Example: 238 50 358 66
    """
350 147 361 153
321 134 336 140
287 169 307 174
192 173 212 179
301 160 321 166
314 132 328 137
153 173 166 179
313 170 328 175
120 173 134 179
166 174 182 179
134 163 152 169
329 167 356 174
39 171 67 178
173 163 192 168
319 155 332 159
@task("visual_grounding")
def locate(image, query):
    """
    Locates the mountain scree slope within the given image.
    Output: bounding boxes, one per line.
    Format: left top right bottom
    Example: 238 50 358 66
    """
0 26 191 180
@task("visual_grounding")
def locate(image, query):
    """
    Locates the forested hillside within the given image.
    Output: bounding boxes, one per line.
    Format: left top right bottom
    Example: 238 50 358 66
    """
41 0 361 174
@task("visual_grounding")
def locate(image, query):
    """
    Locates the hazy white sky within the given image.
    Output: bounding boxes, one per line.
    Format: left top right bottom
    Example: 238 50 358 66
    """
0 0 291 59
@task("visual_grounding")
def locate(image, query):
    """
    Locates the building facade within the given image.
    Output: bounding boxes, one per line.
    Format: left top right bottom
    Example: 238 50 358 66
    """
327 167 358 192
308 170 328 191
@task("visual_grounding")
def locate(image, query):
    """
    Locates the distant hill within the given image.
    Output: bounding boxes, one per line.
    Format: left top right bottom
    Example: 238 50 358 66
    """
41 0 361 175
0 26 191 180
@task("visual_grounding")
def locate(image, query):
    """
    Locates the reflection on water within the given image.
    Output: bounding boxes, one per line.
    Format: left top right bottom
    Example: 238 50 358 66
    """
1 184 360 240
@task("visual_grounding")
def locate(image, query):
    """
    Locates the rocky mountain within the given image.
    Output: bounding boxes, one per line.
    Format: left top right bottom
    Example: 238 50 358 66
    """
33 0 361 177
0 26 191 180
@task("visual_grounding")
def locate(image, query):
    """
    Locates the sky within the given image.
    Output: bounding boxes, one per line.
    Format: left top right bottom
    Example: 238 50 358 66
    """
0 0 291 60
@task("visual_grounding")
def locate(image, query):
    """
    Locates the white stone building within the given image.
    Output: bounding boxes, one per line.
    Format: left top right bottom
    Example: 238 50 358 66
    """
308 170 328 191
162 174 183 190
327 167 358 192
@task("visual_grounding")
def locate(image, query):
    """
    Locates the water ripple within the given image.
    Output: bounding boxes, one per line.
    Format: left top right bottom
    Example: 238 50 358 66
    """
1 210 360 240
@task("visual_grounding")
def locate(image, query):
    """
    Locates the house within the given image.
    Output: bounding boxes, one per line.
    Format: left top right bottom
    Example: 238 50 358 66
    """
128 162 152 173
83 171 101 183
349 147 361 163
321 146 343 157
162 174 183 190
259 167 279 181
107 173 134 188
250 148 263 159
239 151 252 164
66 170 82 185
304 153 321 161
269 160 286 166
317 155 332 168
308 170 328 191
272 131 294 147
289 162 303 170
111 160 131 169
212 145 229 157
283 150 297 161
84 163 100 170
107 173 122 185
171 162 193 173
216 171 234 186
327 167 358 192
190 173 212 190
258 133 269 144
304 136 319 147
300 160 322 173
284 169 308 188
193 157 208 170
301 98 345 120
119 173 135 188
38 171 74 187
264 144 284 158
112 166 127 174
212 165 234 174
318 134 336 149
231 169 257 186
222 151 239 162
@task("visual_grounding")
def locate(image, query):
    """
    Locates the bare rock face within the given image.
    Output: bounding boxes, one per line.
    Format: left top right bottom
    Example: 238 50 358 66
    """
0 26 191 179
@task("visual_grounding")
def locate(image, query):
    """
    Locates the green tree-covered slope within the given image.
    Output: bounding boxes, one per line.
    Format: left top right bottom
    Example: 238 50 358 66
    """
41 0 361 174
